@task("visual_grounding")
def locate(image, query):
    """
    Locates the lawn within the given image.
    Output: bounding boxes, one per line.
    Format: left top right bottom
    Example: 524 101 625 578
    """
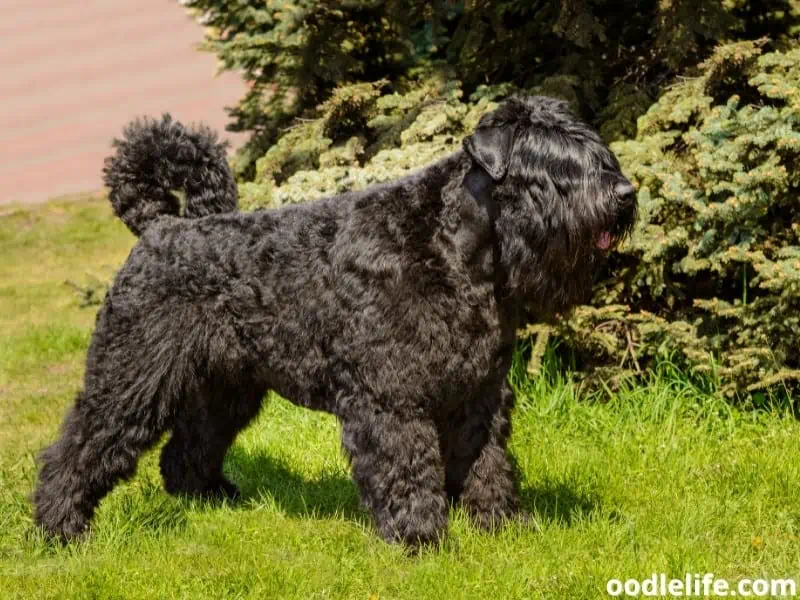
1 198 799 599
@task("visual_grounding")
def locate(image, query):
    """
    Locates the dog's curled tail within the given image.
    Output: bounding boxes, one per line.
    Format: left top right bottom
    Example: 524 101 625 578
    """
102 114 238 236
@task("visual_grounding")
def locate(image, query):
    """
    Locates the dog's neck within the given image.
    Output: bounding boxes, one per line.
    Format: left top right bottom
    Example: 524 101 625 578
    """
450 164 523 333
462 166 497 220
436 163 499 290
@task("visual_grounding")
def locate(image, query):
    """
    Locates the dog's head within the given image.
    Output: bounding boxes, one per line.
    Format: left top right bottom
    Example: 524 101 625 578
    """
463 95 637 318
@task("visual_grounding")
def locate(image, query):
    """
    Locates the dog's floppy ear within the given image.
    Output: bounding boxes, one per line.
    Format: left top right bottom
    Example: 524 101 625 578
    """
463 124 516 182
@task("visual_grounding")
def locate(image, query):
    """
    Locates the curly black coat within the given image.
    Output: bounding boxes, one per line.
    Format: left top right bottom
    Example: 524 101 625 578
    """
33 97 637 548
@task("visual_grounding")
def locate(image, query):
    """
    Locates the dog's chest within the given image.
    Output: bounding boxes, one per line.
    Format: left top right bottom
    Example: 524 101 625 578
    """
402 285 514 406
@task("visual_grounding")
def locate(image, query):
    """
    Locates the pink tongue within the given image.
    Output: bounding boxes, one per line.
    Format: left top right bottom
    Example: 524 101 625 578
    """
597 231 612 250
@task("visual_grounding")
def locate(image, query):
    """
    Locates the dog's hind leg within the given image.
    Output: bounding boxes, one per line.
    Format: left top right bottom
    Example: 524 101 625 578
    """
33 389 167 541
341 406 449 549
160 383 264 498
442 381 520 531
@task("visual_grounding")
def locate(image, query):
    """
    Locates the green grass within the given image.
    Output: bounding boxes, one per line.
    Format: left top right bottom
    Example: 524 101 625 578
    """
1 198 800 598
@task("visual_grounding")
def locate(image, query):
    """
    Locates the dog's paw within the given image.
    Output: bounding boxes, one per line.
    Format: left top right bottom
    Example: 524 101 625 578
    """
207 477 240 500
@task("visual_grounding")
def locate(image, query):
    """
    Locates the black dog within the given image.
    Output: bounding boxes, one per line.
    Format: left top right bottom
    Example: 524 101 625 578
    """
33 97 636 547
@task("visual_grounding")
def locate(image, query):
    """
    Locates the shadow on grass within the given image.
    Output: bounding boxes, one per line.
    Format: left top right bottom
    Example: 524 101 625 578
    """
519 478 607 527
225 447 608 533
98 484 191 539
509 452 608 527
224 446 365 523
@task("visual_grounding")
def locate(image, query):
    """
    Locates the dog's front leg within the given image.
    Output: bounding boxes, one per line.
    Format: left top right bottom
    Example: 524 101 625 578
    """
446 381 520 530
341 409 448 549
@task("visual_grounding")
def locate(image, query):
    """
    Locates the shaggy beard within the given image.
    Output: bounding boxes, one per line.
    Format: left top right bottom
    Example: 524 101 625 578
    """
517 251 601 322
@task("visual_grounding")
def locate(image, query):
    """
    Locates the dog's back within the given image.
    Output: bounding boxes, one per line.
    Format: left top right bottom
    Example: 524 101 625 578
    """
106 142 502 411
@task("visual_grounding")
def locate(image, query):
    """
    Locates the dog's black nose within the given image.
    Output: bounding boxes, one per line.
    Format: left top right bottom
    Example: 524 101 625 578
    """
614 180 636 199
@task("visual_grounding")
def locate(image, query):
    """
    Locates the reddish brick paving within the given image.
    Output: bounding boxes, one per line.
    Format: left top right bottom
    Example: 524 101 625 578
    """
0 0 247 205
